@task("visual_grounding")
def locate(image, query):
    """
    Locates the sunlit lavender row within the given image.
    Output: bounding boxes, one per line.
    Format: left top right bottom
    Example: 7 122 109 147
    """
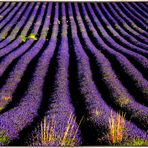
0 2 147 146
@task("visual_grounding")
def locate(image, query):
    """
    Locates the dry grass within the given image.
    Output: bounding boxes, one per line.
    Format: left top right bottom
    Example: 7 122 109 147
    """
3 96 11 101
124 138 148 146
40 115 55 146
118 97 132 107
108 111 125 144
40 113 83 146
0 96 11 111
0 130 10 145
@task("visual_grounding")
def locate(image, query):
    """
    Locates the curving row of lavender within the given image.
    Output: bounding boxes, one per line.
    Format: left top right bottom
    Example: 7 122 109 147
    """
0 2 147 146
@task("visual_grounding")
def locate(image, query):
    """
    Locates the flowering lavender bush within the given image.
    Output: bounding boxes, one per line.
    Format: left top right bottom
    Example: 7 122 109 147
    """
0 2 147 146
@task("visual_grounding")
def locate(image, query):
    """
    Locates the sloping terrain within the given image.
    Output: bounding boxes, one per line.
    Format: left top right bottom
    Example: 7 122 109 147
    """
0 2 147 146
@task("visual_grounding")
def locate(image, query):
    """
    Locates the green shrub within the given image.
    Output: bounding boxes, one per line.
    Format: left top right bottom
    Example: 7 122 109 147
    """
0 130 10 145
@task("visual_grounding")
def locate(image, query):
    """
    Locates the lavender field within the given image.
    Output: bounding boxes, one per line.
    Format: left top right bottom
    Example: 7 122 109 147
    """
0 2 148 146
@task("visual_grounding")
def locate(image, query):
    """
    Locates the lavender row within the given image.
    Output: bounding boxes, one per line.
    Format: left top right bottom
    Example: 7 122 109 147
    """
69 3 113 141
0 3 33 49
0 3 48 111
19 2 40 37
0 3 16 23
108 3 148 42
0 3 22 32
40 3 52 39
116 3 147 36
116 3 147 34
0 2 51 58
0 37 46 145
0 3 64 145
0 40 44 110
85 3 148 105
0 3 39 55
31 3 47 35
0 2 23 27
109 3 148 43
96 3 148 49
136 3 148 15
29 4 82 146
74 3 148 130
138 3 148 13
0 3 10 14
98 3 148 51
126 3 148 23
85 3 148 75
127 3 148 23
0 3 23 45
6 3 34 43
68 3 148 142
89 3 148 58
122 3 148 30
0 40 33 77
